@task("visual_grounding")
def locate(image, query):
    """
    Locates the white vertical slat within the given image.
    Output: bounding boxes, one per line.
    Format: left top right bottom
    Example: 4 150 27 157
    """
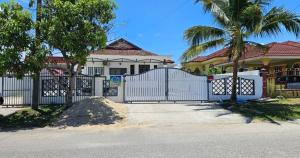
124 68 208 102
168 69 208 101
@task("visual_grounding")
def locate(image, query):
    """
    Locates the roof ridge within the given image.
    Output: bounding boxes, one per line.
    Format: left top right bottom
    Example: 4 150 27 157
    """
279 41 300 49
106 38 143 50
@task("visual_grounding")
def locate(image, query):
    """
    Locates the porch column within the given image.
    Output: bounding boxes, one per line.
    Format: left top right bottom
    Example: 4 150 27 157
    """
261 58 271 98
261 66 269 98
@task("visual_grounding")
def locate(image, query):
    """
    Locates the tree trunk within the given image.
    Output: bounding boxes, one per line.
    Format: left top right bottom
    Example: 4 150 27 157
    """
32 74 40 110
31 0 42 110
65 70 75 108
230 58 239 103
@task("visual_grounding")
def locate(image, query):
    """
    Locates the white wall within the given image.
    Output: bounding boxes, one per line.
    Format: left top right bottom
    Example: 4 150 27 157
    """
106 80 124 103
217 70 260 76
209 74 263 101
82 61 172 76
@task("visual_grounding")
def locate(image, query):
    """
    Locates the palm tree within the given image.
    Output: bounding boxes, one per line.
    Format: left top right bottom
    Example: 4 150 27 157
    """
181 0 300 102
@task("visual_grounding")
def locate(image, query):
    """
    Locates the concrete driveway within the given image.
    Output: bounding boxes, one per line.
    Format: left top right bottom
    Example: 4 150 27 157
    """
123 102 249 126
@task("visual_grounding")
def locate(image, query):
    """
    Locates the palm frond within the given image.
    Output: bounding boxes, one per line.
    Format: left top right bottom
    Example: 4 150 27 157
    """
259 7 300 37
252 0 272 7
229 0 252 22
184 26 226 46
195 0 230 25
240 3 263 31
181 38 225 62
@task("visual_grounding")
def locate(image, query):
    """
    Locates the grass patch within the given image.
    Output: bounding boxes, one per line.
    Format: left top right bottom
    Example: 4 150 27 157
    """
222 99 300 123
0 105 64 130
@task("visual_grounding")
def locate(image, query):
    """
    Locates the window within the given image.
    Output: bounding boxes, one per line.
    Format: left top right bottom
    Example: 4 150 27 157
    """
139 65 150 74
154 65 158 69
109 68 127 76
87 67 104 76
130 65 135 75
274 66 282 76
88 67 93 76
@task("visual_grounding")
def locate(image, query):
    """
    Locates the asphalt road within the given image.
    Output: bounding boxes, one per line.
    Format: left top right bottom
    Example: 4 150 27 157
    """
0 123 300 158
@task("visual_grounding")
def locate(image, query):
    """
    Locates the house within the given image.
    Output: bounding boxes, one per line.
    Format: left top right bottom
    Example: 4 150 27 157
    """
82 38 174 76
43 38 175 102
45 38 175 76
182 41 300 98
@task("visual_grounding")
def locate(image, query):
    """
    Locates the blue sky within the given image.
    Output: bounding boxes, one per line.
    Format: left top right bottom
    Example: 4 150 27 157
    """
110 0 300 64
3 0 300 64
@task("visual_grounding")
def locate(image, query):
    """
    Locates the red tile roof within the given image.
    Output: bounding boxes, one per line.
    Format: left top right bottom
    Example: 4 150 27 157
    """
92 38 159 56
190 41 300 63
92 49 158 56
190 48 228 62
47 56 65 63
46 38 171 63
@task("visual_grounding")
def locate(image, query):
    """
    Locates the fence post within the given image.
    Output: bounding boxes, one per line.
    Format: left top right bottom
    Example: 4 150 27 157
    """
207 79 210 101
123 75 126 103
165 68 169 101
93 76 96 96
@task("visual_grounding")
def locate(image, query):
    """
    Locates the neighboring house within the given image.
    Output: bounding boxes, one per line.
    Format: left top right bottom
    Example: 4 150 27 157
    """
183 41 300 98
45 38 175 76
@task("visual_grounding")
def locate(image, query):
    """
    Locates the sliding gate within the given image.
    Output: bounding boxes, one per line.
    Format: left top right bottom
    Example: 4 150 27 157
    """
124 68 208 102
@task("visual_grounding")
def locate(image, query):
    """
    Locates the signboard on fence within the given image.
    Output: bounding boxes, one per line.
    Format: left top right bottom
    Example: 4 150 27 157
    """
110 76 122 87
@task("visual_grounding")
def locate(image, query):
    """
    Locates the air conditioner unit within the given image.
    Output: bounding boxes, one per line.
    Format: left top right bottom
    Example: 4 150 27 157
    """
103 61 109 66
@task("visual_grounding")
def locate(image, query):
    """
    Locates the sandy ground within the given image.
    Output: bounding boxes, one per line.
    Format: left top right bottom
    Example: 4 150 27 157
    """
54 97 129 128
0 106 26 116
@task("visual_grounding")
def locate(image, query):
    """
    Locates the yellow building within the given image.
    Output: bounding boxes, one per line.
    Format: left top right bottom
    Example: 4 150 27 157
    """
183 41 300 98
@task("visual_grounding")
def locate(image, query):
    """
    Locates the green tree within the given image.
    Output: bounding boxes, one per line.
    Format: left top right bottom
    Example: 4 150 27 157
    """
0 1 33 76
0 1 49 109
181 0 300 102
42 0 116 107
208 67 220 75
27 0 45 110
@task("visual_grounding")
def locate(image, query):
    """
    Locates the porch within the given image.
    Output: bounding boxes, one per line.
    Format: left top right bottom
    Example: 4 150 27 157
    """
267 68 300 98
217 57 300 98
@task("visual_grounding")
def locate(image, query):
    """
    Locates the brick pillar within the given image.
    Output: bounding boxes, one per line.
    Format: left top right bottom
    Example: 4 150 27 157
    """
261 65 269 98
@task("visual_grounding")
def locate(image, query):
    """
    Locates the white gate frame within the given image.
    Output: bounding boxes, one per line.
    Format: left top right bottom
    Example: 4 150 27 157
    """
124 68 209 102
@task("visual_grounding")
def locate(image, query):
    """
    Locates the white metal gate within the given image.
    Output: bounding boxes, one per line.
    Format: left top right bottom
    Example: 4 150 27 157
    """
124 68 208 102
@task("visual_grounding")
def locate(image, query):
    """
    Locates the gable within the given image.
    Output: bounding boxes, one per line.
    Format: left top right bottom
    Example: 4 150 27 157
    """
106 38 142 50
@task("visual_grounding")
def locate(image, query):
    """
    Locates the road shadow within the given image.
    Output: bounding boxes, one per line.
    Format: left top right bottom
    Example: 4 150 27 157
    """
0 105 64 132
185 103 221 111
53 98 124 129
0 98 126 131
220 102 300 125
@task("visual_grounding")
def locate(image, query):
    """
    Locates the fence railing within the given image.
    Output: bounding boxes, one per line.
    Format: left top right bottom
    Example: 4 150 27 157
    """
0 75 105 106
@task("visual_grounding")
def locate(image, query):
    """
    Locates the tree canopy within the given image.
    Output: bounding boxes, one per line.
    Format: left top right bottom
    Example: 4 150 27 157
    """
42 0 116 67
0 1 33 76
42 0 116 106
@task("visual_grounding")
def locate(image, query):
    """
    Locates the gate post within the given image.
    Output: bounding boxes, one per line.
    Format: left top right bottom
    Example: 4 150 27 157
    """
165 68 169 101
207 79 210 101
123 75 126 103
